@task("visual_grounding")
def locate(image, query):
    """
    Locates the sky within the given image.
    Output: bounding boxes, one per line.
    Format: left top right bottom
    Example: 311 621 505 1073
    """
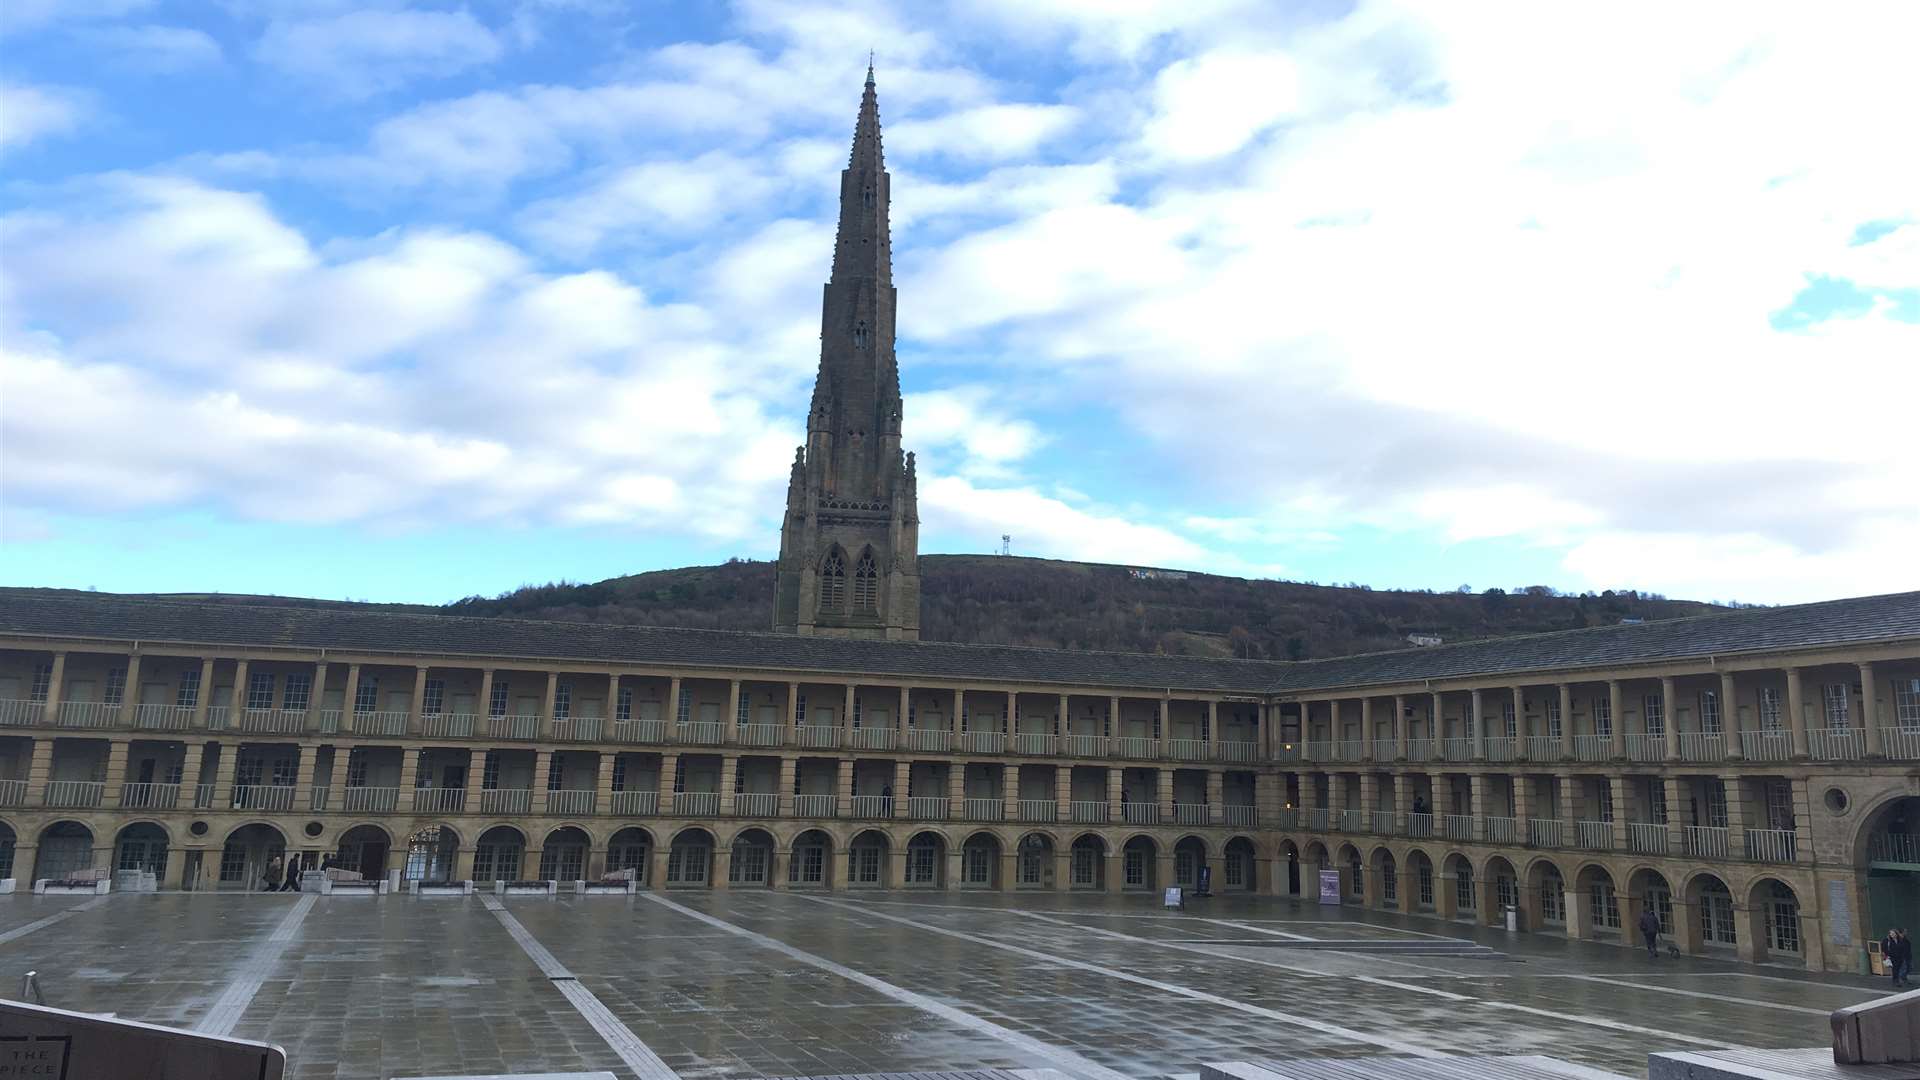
2 1 1917 607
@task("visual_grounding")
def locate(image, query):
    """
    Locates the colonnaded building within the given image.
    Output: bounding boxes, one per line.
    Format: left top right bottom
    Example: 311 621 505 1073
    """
3 71 1919 977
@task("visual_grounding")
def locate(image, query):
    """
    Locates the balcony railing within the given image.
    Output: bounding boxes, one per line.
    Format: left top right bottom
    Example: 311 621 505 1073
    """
1522 735 1561 761
674 791 720 816
1219 740 1260 763
963 797 1004 821
1114 736 1157 759
486 714 541 741
119 781 180 810
1748 827 1798 863
58 701 120 728
1809 726 1864 761
1440 814 1475 841
1302 740 1332 762
1335 808 1363 833
193 783 216 808
614 718 665 744
1626 821 1669 855
1527 818 1566 847
852 795 895 818
420 712 476 738
1572 734 1612 762
1370 810 1396 834
851 727 898 750
1372 738 1397 761
0 779 27 806
45 779 105 807
795 725 843 749
0 700 46 726
412 787 467 813
479 788 533 815
1335 739 1364 762
735 723 784 747
1165 738 1208 761
1013 732 1055 756
1273 807 1298 828
352 710 410 737
1062 733 1105 757
677 721 724 746
205 705 231 730
1406 737 1433 760
1306 808 1330 831
1872 833 1920 865
1623 732 1667 763
1212 804 1251 827
610 790 659 816
134 704 195 730
231 784 294 812
343 786 399 812
1175 803 1210 826
1122 801 1158 825
1407 811 1434 838
546 789 596 815
1019 799 1058 822
906 728 952 752
1682 825 1729 859
1679 732 1725 761
1485 815 1519 844
1574 820 1613 850
1439 738 1473 761
793 793 836 818
961 731 1005 754
1071 800 1108 823
240 708 309 734
1483 738 1515 762
314 707 341 734
552 717 606 743
732 792 779 816
1883 726 1920 761
1741 728 1792 761
908 795 949 820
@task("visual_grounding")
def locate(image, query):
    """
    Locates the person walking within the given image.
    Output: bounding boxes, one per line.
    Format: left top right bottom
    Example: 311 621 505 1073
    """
282 853 302 893
262 854 283 893
1893 929 1913 989
1638 903 1662 958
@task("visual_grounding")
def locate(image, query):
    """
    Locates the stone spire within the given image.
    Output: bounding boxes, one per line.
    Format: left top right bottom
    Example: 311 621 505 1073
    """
774 69 920 640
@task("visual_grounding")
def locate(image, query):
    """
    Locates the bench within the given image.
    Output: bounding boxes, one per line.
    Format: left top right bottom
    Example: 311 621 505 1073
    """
1647 986 1920 1078
496 879 557 896
35 868 112 895
579 868 637 895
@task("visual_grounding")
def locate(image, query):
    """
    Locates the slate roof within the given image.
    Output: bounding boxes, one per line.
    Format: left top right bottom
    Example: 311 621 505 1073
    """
0 588 1916 698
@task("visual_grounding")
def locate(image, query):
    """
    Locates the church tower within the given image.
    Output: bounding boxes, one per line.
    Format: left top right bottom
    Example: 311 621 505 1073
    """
773 66 921 640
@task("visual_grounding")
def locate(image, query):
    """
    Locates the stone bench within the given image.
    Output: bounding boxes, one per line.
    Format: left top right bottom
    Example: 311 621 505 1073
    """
1834 986 1920 1065
579 869 637 895
496 879 557 896
35 870 112 895
409 879 473 896
1647 987 1920 1078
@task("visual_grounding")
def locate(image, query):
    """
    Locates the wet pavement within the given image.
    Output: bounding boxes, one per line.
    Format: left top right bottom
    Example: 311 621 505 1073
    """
0 889 1886 1080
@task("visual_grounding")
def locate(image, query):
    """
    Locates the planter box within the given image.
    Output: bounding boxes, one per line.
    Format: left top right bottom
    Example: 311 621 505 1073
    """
578 879 637 895
0 879 14 894
115 870 158 893
34 879 111 895
496 879 557 896
411 880 474 896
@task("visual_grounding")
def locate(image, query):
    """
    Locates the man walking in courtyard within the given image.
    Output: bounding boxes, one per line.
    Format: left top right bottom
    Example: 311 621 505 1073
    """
1888 928 1911 989
1639 903 1662 958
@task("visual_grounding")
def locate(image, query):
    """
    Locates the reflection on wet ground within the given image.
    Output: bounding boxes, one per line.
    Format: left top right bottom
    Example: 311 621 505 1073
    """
0 889 1883 1080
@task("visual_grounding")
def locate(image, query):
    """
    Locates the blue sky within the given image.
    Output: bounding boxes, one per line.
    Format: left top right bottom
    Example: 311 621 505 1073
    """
2 1 1916 607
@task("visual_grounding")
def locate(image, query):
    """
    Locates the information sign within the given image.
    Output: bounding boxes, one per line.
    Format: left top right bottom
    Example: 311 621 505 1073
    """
1318 868 1341 905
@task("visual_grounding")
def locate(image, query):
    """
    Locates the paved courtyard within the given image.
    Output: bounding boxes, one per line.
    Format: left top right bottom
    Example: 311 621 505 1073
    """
0 889 1885 1079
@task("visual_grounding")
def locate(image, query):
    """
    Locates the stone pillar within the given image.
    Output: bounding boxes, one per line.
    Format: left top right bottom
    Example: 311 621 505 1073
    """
1609 773 1631 850
1608 679 1626 760
541 673 560 740
1722 671 1742 761
664 676 682 742
725 679 741 744
1058 693 1070 740
1006 690 1017 738
651 844 672 892
1105 850 1126 894
191 657 216 729
477 668 495 723
1558 683 1574 760
1359 698 1374 761
343 663 362 728
1393 771 1411 833
1513 686 1529 759
900 685 912 737
410 666 428 735
1513 773 1532 832
955 688 966 735
1393 695 1408 760
1863 662 1883 757
307 661 330 730
323 744 348 812
1053 848 1072 892
1208 770 1226 825
119 652 142 723
467 748 485 802
1663 775 1687 850
831 847 851 890
845 684 857 738
1001 763 1018 819
43 651 69 721
1722 774 1748 856
1329 772 1348 828
892 759 911 817
1357 771 1378 832
607 673 621 728
102 738 132 807
837 758 855 816
1565 878 1593 939
1156 768 1174 824
788 681 801 737
1107 694 1120 745
231 658 250 721
1055 764 1071 822
658 752 679 815
214 740 241 809
1785 666 1809 758
24 737 55 806
948 763 965 818
532 749 554 814
1471 689 1486 760
778 755 797 815
1662 675 1681 761
396 747 422 812
179 741 207 806
598 751 619 814
1468 773 1488 841
1429 692 1444 757
1158 698 1170 750
1106 767 1123 823
1398 866 1419 914
1208 699 1220 754
1436 866 1458 919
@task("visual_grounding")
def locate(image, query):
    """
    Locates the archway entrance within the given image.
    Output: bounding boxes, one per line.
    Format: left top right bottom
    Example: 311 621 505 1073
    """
404 825 458 883
961 833 1000 888
729 829 771 886
1122 836 1157 890
906 832 945 887
1016 833 1053 888
539 827 590 881
114 822 170 877
1069 834 1104 890
218 823 284 890
1223 837 1255 892
1864 797 1920 941
1373 848 1398 907
667 828 713 887
338 824 391 879
0 822 14 880
850 830 889 888
474 826 527 882
788 829 832 887
1174 836 1207 889
1280 839 1300 895
609 827 652 883
35 821 95 881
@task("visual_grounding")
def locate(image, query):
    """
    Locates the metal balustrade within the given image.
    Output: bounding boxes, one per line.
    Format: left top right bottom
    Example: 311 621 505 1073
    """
1873 833 1920 865
1371 810 1396 834
1225 805 1260 827
1623 733 1667 763
735 723 785 747
1336 739 1364 762
204 706 230 730
1741 729 1792 761
906 728 953 752
1747 827 1798 863
486 714 541 741
1809 726 1865 761
1122 801 1159 825
57 701 120 728
353 710 410 736
1306 808 1330 831
1219 740 1259 762
1273 807 1298 828
1527 818 1566 847
676 721 723 745
1440 814 1475 841
1439 738 1473 761
134 704 195 730
1626 822 1669 854
1372 739 1397 761
1072 800 1109 823
1523 735 1561 760
1062 733 1104 757
310 787 330 811
908 796 949 820
240 708 308 734
795 725 843 749
119 782 180 810
1483 738 1515 762
614 718 665 744
1406 812 1434 838
964 797 1005 821
45 780 105 807
1679 731 1725 761
1573 734 1612 761
851 727 898 750
1163 738 1207 762
958 731 1003 754
1485 815 1519 844
610 790 660 816
193 783 216 808
1019 799 1058 822
1883 727 1920 761
553 717 606 742
1335 808 1363 833
0 700 46 726
731 792 779 816
479 788 533 815
546 789 596 815
793 793 836 818
852 795 895 818
1574 820 1613 850
1013 733 1055 756
343 786 399 812
420 712 476 738
231 784 294 812
0 779 27 806
1172 804 1208 826
1682 824 1729 859
412 787 466 813
674 791 720 816
1302 741 1332 762
1406 737 1434 760
1274 743 1303 763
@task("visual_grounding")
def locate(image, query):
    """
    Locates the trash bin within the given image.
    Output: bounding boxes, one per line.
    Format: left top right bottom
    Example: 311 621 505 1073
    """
1870 940 1889 976
1504 904 1519 932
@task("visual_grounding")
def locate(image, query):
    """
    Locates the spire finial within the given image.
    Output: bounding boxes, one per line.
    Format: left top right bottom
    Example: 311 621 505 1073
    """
866 52 875 85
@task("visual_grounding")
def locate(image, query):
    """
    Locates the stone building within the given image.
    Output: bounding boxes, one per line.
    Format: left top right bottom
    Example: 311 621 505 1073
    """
1 73 1918 977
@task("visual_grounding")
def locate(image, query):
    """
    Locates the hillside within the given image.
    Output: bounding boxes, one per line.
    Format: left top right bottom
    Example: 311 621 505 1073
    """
435 556 1725 660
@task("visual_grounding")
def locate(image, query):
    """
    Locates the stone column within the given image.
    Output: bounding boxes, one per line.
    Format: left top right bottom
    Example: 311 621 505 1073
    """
1513 773 1532 833
837 758 855 816
844 683 857 739
900 685 912 738
179 741 206 807
788 681 801 739
1107 694 1120 745
231 659 250 722
1564 876 1593 939
607 673 621 728
1608 679 1626 760
343 663 362 729
831 847 851 890
532 749 554 814
323 745 348 812
1001 763 1018 819
1393 771 1411 833
1468 773 1488 842
24 737 54 807
1156 768 1174 824
1662 675 1681 761
1663 775 1687 851
307 661 330 730
397 747 422 812
658 752 679 816
1106 767 1123 823
1356 771 1377 832
1158 698 1170 751
598 751 618 814
191 658 215 729
1436 865 1458 919
1208 700 1220 754
103 738 131 808
541 673 560 740
1106 850 1126 894
664 675 682 742
955 688 966 736
1208 770 1226 825
1609 773 1631 850
1863 662 1884 757
1785 667 1810 758
466 748 485 807
1471 689 1486 760
1429 692 1444 758
43 651 68 722
119 652 142 724
948 763 966 818
1393 695 1408 760
1722 774 1748 857
477 668 495 724
1055 764 1071 823
1556 772 1578 830
1558 683 1574 760
778 755 797 815
1359 698 1374 761
1058 693 1070 740
892 759 910 818
410 666 428 735
1513 686 1529 760
724 679 741 744
1721 671 1742 761
1398 866 1419 913
1006 690 1017 738
651 844 672 893
214 740 240 810
1053 848 1072 892
1329 772 1348 829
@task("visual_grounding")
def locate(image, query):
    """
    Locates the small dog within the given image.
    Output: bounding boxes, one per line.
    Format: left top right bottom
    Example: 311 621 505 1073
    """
1667 943 1681 959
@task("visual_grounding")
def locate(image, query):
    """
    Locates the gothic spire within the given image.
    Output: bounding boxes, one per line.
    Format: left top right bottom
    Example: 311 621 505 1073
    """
830 63 889 287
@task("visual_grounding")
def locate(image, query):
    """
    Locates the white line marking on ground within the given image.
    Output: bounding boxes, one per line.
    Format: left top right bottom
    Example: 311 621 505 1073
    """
797 896 1445 1058
195 894 315 1036
1185 916 1460 973
1008 909 1750 1050
642 892 1131 1080
1572 975 1834 1015
0 896 111 945
481 895 678 1080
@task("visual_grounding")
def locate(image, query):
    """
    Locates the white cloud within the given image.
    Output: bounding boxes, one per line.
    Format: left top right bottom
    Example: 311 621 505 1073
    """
0 0 149 37
252 9 505 99
0 83 88 154
905 386 1044 479
921 475 1209 566
517 153 783 258
889 103 1081 161
1141 50 1300 161
85 24 223 72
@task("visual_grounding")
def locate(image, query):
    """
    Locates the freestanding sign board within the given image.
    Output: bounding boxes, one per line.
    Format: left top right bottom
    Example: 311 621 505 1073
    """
0 1000 285 1080
1318 868 1341 905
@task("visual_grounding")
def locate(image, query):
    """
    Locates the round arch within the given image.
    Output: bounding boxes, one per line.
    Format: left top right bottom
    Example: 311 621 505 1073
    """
1747 876 1805 964
1121 834 1158 891
1483 854 1520 919
1174 834 1210 891
113 821 170 880
1370 845 1399 908
848 828 890 889
905 829 946 888
667 827 716 888
0 820 16 882
474 824 528 882
1278 837 1301 896
1627 866 1676 939
1404 847 1436 911
726 827 774 887
609 826 653 882
1576 863 1623 936
337 823 394 879
1067 832 1106 891
1303 839 1330 869
788 828 834 888
1014 831 1056 890
1686 871 1738 949
1527 857 1569 928
400 824 460 884
538 825 592 882
960 830 1002 888
1222 835 1257 893
217 822 285 890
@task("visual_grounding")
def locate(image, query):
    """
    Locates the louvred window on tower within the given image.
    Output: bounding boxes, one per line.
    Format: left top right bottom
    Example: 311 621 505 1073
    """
853 549 879 612
820 549 847 612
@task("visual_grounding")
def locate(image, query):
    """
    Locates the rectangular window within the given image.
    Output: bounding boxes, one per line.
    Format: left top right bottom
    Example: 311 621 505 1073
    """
271 756 296 786
1455 870 1475 912
673 756 686 793
1072 846 1097 885
236 757 263 787
1643 694 1664 735
247 671 275 711
1698 689 1721 734
611 756 627 792
1765 780 1794 831
1706 780 1729 828
1758 686 1784 730
29 664 52 702
1824 683 1851 729
482 751 500 790
104 668 126 706
676 688 691 725
1124 848 1145 886
1649 780 1668 825
1897 679 1920 731
1592 884 1621 929
284 672 312 712
422 678 445 714
489 680 510 717
852 696 862 729
354 675 379 713
796 694 806 722
1598 779 1614 822
617 686 634 721
737 691 750 727
346 752 367 787
907 702 917 728
1501 702 1517 739
1417 863 1434 906
547 756 564 790
1592 696 1612 736
554 682 572 720
176 668 201 708
1546 698 1562 738
1541 880 1564 923
854 845 881 884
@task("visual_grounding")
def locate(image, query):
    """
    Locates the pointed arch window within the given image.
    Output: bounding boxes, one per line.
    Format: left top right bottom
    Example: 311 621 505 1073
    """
853 548 879 612
854 321 868 348
819 549 847 612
